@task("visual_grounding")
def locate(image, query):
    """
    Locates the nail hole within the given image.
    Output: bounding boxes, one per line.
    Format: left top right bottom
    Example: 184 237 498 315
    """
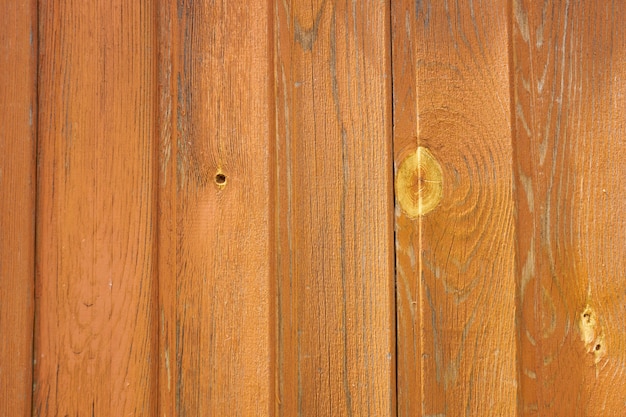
215 173 226 186
595 344 601 351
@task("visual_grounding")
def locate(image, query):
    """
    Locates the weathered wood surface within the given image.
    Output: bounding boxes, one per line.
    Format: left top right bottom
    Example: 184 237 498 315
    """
274 0 396 415
392 1 518 415
0 2 37 416
513 1 626 414
33 1 158 415
2 1 625 415
156 3 176 416
158 0 275 415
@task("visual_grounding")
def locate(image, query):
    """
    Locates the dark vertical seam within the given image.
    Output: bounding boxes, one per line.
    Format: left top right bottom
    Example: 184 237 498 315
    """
387 0 398 415
153 0 161 415
267 0 278 414
31 0 41 414
506 0 523 416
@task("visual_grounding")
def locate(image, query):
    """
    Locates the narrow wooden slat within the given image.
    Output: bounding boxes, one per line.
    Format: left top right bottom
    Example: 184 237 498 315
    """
274 1 395 415
33 1 158 415
0 2 37 416
392 1 518 415
513 1 626 414
158 0 275 415
156 2 176 416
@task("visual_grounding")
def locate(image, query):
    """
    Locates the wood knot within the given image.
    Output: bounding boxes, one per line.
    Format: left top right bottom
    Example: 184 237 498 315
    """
396 146 443 217
579 306 605 364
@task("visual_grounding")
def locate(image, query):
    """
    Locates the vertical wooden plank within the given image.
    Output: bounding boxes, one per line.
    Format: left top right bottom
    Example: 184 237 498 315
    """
513 1 626 414
34 1 158 415
158 0 275 415
392 1 518 415
0 2 37 416
156 2 176 417
274 1 395 416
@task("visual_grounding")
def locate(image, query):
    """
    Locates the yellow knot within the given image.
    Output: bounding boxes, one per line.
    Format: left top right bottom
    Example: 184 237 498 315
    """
396 146 443 217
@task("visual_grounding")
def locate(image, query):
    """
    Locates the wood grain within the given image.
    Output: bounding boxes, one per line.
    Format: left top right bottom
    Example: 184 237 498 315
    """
0 2 37 416
513 1 626 414
158 0 275 415
274 1 395 415
1 2 621 414
33 1 158 415
156 2 176 416
392 1 518 415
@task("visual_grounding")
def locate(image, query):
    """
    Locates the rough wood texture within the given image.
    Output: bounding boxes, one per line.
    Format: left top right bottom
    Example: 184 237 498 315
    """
0 2 37 416
392 1 518 415
156 2 176 416
2 1 624 415
274 1 395 415
33 1 158 415
157 0 275 415
513 1 626 414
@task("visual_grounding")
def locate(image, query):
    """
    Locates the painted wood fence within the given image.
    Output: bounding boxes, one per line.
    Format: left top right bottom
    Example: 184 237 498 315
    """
1 1 624 416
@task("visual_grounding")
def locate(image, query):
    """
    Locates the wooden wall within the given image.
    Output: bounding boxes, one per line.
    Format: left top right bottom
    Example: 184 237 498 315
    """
0 2 37 416
0 1 624 416
33 1 158 415
392 1 518 415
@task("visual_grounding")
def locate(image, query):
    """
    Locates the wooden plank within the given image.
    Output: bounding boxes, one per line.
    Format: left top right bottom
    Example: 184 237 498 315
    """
158 0 275 415
0 2 37 416
274 1 395 415
392 1 518 415
156 2 176 417
513 1 626 414
33 1 158 415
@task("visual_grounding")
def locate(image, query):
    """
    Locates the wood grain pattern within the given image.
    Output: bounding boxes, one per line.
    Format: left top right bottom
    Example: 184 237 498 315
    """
392 1 518 415
0 2 37 416
513 1 626 414
274 1 395 415
33 1 158 415
1 2 623 414
156 2 176 416
158 0 275 415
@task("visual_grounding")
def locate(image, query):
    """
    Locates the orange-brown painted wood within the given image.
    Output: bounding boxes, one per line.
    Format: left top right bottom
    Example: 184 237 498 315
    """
2 1 625 415
0 2 37 416
392 1 518 415
33 1 158 415
513 1 626 414
157 0 275 415
274 1 396 415
156 3 176 416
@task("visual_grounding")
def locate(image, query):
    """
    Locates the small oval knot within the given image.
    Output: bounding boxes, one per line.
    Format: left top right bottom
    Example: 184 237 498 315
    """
579 306 606 364
396 146 443 217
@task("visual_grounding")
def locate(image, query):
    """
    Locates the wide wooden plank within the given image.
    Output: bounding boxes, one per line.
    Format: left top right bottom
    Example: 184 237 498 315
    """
0 2 37 416
274 1 395 415
33 1 158 415
513 1 626 414
158 0 274 415
392 1 518 415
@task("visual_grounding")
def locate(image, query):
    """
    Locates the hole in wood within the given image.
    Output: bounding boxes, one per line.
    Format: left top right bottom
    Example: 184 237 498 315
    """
215 172 227 187
595 344 601 351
